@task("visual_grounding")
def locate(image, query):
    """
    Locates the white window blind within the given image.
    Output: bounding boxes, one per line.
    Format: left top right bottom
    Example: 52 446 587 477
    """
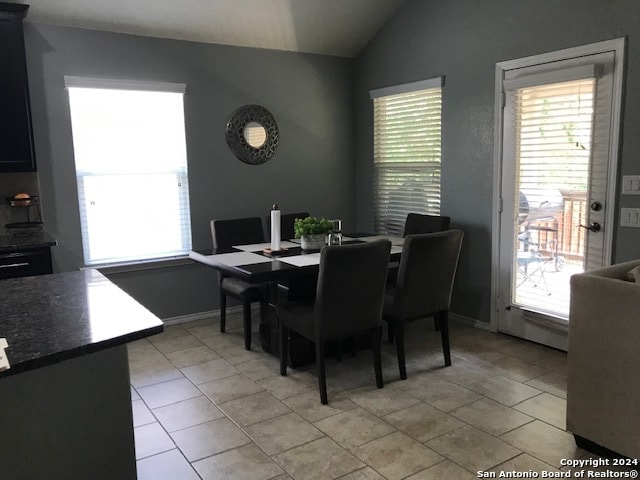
67 80 192 266
513 78 595 199
371 79 442 235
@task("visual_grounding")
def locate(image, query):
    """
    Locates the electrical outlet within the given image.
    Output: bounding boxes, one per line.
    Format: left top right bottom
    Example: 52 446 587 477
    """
622 175 640 195
620 208 640 227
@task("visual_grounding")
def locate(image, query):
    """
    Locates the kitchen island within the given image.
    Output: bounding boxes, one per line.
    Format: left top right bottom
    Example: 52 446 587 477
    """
0 269 163 480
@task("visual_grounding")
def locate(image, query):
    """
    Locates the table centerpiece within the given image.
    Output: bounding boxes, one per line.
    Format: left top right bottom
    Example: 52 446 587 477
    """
294 216 333 250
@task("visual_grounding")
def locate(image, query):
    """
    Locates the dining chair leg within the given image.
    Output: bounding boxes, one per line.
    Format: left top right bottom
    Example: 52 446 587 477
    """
242 300 252 350
433 315 440 331
439 311 452 366
315 340 328 404
336 341 343 362
371 328 384 389
387 322 394 343
394 321 407 380
279 324 288 376
349 337 357 357
219 289 227 333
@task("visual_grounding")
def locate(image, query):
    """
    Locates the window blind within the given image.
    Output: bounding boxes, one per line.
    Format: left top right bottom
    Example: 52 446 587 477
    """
67 84 192 266
514 78 595 196
372 85 442 235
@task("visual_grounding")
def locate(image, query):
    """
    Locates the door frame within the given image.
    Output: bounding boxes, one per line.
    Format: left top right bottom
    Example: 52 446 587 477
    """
490 38 626 333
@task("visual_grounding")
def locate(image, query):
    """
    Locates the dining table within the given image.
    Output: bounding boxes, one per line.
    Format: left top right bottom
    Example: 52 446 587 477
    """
189 234 405 365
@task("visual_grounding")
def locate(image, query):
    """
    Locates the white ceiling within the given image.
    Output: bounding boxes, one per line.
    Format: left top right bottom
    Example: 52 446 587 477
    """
7 0 406 58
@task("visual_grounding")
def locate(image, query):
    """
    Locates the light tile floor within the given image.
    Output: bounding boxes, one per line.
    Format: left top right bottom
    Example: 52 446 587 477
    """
129 312 635 480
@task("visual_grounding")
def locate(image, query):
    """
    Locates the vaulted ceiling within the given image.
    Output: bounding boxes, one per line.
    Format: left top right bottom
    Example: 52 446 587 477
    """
7 0 406 58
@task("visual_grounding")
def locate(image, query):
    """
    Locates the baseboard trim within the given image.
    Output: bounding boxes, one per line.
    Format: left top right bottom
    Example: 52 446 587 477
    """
449 312 494 332
164 309 492 331
163 305 244 326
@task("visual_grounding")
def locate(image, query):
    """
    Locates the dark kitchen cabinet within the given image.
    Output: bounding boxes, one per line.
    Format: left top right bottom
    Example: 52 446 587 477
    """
0 3 36 172
0 246 52 279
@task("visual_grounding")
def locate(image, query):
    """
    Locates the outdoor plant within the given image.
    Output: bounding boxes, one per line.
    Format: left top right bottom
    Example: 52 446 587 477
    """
293 216 334 238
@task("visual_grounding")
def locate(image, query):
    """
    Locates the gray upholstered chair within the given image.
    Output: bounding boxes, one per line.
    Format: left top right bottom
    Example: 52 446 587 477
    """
265 211 309 240
211 217 267 350
387 213 452 298
383 230 464 379
276 240 392 404
567 260 640 458
403 213 451 236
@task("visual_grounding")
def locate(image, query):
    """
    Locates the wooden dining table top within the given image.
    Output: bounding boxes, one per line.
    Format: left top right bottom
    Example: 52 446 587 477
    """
189 235 404 283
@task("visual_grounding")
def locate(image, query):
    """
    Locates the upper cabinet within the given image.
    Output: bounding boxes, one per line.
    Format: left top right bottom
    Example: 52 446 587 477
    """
0 3 36 172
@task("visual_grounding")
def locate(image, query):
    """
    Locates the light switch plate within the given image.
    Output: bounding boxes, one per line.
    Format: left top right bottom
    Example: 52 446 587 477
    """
620 208 640 227
622 175 640 194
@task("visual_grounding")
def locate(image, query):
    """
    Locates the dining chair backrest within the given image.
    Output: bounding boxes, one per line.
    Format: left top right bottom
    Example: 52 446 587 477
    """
211 217 265 251
314 240 391 339
265 212 309 240
392 230 463 320
403 213 451 237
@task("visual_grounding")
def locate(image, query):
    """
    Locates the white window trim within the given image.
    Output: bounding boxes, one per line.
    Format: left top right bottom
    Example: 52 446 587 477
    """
502 64 600 90
370 76 444 99
64 76 186 94
490 37 626 332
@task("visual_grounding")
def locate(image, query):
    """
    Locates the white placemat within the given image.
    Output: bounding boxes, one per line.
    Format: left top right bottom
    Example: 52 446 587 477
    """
189 251 273 267
277 253 321 267
232 241 299 252
359 235 405 246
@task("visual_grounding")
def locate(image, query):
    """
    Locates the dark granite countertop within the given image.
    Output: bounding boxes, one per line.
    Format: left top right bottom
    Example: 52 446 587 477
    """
0 231 58 252
0 269 163 378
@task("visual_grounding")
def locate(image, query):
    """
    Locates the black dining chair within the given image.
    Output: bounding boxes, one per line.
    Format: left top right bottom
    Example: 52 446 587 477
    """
210 217 268 350
402 213 451 236
383 230 464 380
276 240 392 404
265 211 309 240
387 212 453 334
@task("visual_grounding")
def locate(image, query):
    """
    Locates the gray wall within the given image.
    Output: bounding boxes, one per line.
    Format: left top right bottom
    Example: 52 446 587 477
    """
354 0 640 323
23 23 354 318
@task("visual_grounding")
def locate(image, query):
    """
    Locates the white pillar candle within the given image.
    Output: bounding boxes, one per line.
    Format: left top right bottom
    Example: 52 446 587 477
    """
270 205 281 251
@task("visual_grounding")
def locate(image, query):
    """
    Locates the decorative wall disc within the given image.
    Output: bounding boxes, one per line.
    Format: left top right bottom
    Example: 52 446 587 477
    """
225 104 279 165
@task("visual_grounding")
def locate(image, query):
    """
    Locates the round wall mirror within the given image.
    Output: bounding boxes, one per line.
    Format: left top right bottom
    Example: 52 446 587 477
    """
225 105 279 165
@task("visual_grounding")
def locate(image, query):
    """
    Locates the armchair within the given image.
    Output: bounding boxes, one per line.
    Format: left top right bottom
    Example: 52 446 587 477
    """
567 260 640 458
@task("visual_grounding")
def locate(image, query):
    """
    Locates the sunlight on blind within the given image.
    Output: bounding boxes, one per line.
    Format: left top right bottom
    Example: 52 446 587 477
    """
516 79 595 196
373 87 442 235
68 86 192 265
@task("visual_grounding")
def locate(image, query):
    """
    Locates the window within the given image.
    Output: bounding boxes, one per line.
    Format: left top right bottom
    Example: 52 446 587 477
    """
370 77 443 235
66 77 192 266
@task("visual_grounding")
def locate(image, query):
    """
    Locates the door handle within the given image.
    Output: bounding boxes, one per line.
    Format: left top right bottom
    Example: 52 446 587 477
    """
578 222 601 233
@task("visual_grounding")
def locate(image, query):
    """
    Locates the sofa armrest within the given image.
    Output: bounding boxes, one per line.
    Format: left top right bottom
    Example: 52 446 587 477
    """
577 259 640 281
566 262 640 458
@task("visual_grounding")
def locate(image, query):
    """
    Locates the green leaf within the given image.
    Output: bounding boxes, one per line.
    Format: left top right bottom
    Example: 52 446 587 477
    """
293 216 334 238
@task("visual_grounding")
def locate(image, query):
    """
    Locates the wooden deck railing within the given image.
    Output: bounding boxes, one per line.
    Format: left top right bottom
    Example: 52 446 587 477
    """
522 190 587 263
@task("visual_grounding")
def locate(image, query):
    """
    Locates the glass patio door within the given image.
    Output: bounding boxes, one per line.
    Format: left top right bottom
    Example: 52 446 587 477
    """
495 45 623 350
510 78 594 318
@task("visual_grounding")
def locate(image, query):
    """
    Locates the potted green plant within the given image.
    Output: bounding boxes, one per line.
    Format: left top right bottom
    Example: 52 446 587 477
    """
294 216 334 250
